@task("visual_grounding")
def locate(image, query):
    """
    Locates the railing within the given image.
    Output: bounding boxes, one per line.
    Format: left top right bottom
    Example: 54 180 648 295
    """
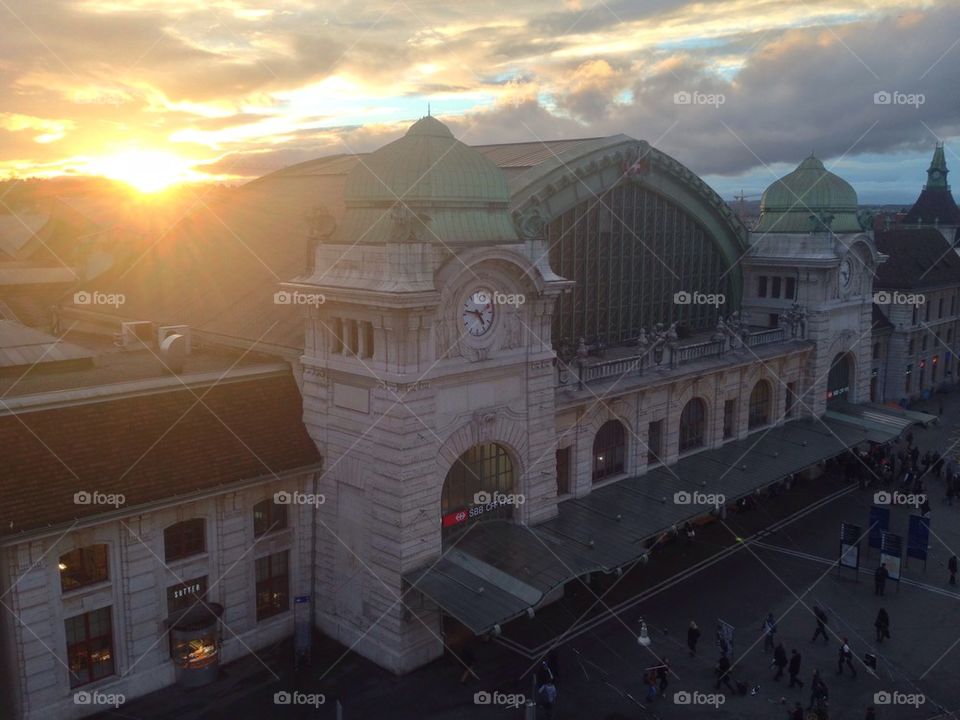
578 354 646 384
747 326 786 347
670 339 725 368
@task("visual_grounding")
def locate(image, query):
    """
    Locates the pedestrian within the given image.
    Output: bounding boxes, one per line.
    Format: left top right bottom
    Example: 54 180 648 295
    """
788 649 803 688
643 667 657 703
865 705 877 720
538 678 558 718
789 701 804 720
683 521 695 544
459 644 477 684
715 655 735 692
874 562 889 596
762 612 778 653
811 605 829 644
836 637 857 677
657 658 670 693
808 670 828 710
949 555 958 585
773 642 787 680
874 608 890 642
687 621 701 656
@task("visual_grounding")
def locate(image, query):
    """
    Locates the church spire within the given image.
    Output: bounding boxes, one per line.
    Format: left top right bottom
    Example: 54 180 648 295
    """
926 142 949 190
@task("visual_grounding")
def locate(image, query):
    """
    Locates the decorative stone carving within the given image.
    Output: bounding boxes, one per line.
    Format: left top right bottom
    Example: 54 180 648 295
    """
389 204 432 243
516 206 547 240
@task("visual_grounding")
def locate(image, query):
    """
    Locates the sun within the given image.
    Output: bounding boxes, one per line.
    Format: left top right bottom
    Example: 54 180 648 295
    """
87 150 200 193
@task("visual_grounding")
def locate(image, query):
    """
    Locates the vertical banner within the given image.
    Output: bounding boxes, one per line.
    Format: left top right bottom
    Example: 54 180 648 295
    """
906 515 931 565
879 532 903 582
716 619 735 657
868 505 890 550
839 522 861 573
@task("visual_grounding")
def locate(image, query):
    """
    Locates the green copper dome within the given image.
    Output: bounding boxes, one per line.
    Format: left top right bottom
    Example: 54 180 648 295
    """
755 155 861 233
335 116 519 245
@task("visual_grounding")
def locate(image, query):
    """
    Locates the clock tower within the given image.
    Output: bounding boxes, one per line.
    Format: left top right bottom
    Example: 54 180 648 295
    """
283 116 569 672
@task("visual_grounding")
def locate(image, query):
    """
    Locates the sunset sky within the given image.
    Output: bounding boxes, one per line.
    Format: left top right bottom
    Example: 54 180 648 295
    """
1 0 957 201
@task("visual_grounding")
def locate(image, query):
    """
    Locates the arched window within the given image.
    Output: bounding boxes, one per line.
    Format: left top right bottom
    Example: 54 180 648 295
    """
164 519 206 562
59 545 109 592
679 398 707 452
253 499 288 538
748 380 772 429
593 420 626 482
827 352 853 404
441 444 515 537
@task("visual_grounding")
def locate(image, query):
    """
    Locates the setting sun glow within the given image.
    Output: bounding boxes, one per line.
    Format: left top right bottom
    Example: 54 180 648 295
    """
86 150 199 193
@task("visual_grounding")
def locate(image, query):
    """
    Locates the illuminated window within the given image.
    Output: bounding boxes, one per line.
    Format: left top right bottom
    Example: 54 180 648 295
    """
59 545 109 593
164 519 206 562
65 607 114 688
255 551 289 621
593 420 626 482
253 499 288 538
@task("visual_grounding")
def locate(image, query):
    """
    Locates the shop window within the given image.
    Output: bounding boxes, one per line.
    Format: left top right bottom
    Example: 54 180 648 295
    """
556 447 571 496
255 551 289 621
593 420 626 482
678 398 706 453
65 607 114 688
253 499 288 538
59 545 109 593
164 519 206 562
748 380 772 429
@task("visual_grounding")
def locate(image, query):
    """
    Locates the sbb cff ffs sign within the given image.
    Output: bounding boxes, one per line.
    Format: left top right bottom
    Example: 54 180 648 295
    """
442 509 469 528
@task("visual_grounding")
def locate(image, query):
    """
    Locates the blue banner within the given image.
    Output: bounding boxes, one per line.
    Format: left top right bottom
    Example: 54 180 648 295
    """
868 506 890 549
907 515 931 561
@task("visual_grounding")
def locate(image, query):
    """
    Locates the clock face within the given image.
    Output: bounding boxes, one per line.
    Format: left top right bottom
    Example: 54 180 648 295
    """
462 289 494 337
839 258 852 288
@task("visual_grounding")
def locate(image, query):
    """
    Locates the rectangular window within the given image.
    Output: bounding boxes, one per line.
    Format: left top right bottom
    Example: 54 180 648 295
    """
59 545 109 593
253 499 288 538
167 576 208 615
348 320 359 356
65 607 114 688
757 276 768 298
925 303 931 322
723 399 736 439
785 277 796 299
256 551 290 621
556 447 571 496
362 321 374 359
332 318 344 354
771 276 782 299
164 519 206 562
646 420 663 465
785 382 797 418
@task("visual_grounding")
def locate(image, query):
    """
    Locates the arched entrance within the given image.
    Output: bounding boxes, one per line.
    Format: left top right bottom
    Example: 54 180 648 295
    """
440 443 518 539
827 353 854 404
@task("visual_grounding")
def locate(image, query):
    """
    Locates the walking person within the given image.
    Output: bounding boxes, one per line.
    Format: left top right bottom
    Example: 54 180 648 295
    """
811 605 829 643
949 554 958 585
773 642 787 680
656 658 670 694
874 562 889 596
808 670 828 710
837 637 857 677
537 678 558 718
762 612 778 653
643 667 658 703
874 608 890 642
788 649 804 688
687 621 701 656
715 654 735 692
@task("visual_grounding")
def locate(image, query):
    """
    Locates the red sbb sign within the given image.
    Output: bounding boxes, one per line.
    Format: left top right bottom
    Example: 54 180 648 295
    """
442 510 468 528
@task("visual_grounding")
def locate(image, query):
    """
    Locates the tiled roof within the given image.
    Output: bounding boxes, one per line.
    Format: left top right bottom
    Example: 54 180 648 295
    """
874 227 960 290
0 372 321 539
903 187 960 226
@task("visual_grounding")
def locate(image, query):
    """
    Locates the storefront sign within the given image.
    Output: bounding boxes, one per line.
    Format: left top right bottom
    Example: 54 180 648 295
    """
442 493 518 529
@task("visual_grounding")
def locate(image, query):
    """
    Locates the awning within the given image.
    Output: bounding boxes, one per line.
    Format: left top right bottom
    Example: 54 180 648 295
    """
405 414 877 635
874 403 939 428
826 402 920 443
